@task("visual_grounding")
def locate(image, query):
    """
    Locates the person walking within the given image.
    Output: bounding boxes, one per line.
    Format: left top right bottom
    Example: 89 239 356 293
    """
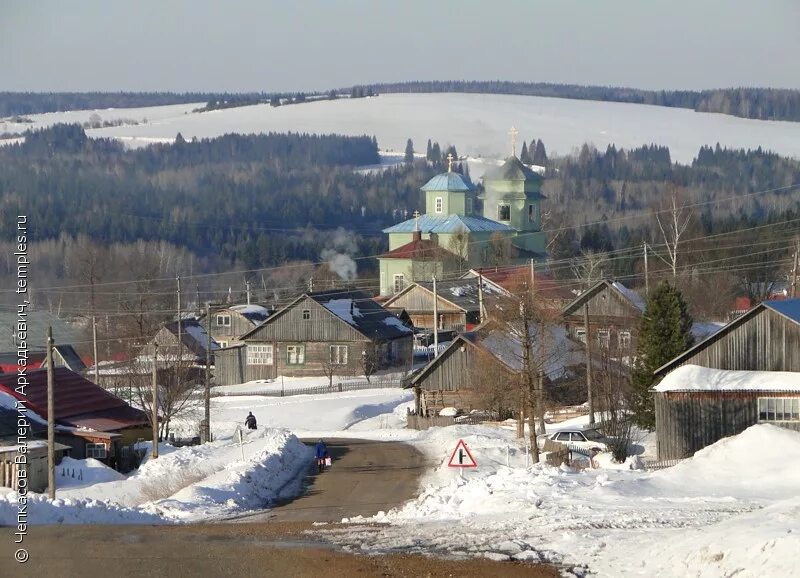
245 412 257 430
315 439 328 473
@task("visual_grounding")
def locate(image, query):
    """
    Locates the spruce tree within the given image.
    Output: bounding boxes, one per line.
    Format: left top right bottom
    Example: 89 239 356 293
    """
404 139 414 165
631 281 694 429
426 139 433 161
520 140 529 164
533 139 548 165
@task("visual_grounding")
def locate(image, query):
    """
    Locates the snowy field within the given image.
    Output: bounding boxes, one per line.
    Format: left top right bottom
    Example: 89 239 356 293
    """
5 94 800 163
1 385 798 577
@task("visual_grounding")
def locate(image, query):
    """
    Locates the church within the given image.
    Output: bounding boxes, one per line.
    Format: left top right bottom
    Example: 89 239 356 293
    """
378 132 547 296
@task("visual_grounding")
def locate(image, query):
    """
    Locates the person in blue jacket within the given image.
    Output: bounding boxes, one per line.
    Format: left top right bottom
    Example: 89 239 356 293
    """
315 439 329 473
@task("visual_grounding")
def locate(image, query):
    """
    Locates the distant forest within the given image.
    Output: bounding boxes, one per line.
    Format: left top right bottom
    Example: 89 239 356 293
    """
356 81 800 122
4 82 800 122
3 124 799 323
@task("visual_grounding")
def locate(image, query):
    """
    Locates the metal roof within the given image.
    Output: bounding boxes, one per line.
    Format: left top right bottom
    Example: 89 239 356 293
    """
0 367 148 431
482 156 545 182
383 214 514 234
764 298 800 323
420 172 476 192
378 236 457 261
307 290 413 340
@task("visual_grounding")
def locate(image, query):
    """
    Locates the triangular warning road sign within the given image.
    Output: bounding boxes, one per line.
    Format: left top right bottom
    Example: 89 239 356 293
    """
447 439 477 468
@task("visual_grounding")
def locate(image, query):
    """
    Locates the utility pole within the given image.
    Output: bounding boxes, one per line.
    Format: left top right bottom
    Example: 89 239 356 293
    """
151 342 159 459
46 326 56 500
246 280 251 305
584 302 594 425
92 316 99 384
791 244 799 298
477 274 485 324
537 370 547 436
204 302 212 443
176 276 182 360
643 242 650 297
432 276 439 357
530 258 535 287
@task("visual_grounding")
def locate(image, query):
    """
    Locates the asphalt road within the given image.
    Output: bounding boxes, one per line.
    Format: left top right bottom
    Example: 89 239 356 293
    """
230 437 428 523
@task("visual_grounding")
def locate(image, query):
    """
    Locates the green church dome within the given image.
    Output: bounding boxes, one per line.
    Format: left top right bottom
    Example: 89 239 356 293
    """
420 171 476 192
483 156 544 182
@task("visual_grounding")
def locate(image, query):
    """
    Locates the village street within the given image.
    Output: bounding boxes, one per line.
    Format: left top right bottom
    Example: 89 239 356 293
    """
2 437 555 577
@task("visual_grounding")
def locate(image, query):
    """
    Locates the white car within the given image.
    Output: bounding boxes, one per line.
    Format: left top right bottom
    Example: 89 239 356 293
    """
537 427 610 453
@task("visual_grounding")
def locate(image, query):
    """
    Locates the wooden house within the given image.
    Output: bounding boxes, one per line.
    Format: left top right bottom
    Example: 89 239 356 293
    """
653 364 800 460
656 298 800 375
0 344 87 374
383 278 501 332
214 290 414 384
0 368 150 472
201 304 271 348
150 319 220 364
561 279 645 353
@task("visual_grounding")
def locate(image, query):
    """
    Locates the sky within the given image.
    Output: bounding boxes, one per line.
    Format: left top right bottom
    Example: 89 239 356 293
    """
2 0 799 93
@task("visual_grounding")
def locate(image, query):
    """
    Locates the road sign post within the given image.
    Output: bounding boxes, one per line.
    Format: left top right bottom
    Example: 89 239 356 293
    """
447 439 477 479
234 427 245 461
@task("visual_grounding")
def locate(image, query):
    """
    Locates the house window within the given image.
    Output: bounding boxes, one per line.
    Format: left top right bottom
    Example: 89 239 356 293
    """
393 273 405 294
86 443 107 459
329 345 348 365
302 309 311 320
435 197 444 213
596 329 610 348
216 314 231 327
618 331 632 349
575 328 587 344
466 197 474 214
286 345 305 365
758 397 800 422
247 344 273 365
218 341 229 348
528 204 534 222
497 204 511 221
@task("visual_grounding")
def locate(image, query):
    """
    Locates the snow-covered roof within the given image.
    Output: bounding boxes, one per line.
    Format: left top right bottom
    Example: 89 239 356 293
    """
655 365 800 393
229 304 270 323
611 281 646 312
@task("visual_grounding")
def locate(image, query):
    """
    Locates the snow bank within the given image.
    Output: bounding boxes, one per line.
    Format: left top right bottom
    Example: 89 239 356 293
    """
656 364 800 392
148 429 311 521
0 492 164 525
57 457 125 488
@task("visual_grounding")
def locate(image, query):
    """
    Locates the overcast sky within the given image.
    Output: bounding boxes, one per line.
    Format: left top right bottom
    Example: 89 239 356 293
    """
3 0 798 92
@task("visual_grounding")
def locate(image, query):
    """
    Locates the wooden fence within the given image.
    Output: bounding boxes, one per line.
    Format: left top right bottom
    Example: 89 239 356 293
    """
212 377 406 397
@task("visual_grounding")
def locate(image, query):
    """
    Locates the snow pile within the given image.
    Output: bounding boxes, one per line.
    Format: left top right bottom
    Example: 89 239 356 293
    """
0 491 164 525
329 424 800 577
148 429 311 521
656 364 800 392
57 457 125 488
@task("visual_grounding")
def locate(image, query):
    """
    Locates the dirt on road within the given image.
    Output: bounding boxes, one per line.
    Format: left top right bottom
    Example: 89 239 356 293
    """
1 523 559 578
231 438 428 523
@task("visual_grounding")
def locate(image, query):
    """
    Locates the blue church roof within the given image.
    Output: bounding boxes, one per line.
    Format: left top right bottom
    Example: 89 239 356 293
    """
764 298 800 323
383 214 514 234
420 172 476 192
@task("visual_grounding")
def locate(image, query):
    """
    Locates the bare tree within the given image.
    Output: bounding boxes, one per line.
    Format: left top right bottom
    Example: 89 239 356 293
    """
487 233 516 268
570 249 609 288
359 343 378 383
446 226 470 275
654 186 693 279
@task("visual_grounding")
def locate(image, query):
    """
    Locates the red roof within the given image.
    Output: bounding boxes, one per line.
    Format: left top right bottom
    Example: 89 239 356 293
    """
0 367 148 432
732 296 753 311
473 266 573 301
379 235 457 261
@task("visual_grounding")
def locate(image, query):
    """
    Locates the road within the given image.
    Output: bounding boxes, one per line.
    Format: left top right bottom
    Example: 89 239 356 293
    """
0 438 558 576
231 437 427 523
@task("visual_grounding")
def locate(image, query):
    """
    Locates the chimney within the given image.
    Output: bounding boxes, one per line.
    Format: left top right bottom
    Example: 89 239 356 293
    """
350 301 355 317
412 230 422 243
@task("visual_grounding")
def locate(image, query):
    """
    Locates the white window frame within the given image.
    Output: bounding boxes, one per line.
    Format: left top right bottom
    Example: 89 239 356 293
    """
497 203 511 221
393 273 405 294
329 345 348 365
216 314 231 327
286 344 305 365
618 330 632 349
302 309 311 320
596 329 610 348
575 328 587 344
218 340 229 349
247 344 274 366
86 443 107 459
435 197 444 214
758 397 800 422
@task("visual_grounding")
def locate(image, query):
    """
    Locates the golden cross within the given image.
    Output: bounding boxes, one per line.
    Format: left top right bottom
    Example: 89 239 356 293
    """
447 153 454 173
508 126 519 157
